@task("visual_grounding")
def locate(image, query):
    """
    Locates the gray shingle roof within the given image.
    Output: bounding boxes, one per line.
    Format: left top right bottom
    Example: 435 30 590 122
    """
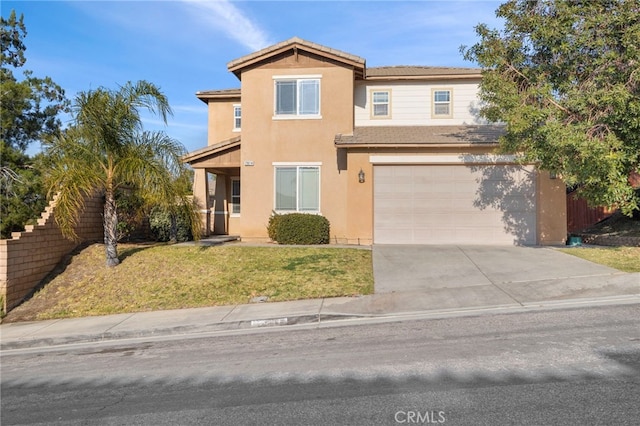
366 66 481 79
195 88 241 104
182 136 241 163
335 125 504 146
196 88 241 96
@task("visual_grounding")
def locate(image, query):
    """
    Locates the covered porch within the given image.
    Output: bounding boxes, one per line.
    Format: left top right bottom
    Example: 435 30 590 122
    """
183 137 241 237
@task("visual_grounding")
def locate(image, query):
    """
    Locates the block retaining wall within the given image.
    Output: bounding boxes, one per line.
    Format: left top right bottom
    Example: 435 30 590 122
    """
0 194 104 313
574 233 640 247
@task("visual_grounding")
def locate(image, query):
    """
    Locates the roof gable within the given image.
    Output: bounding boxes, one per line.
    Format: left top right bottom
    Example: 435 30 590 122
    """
227 37 366 79
182 136 241 164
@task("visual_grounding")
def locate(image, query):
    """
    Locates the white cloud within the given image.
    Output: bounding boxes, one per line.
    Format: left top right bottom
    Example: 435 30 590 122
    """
172 104 209 114
183 0 273 51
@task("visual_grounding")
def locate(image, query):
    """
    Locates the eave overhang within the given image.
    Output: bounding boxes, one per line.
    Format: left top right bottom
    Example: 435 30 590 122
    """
195 88 241 104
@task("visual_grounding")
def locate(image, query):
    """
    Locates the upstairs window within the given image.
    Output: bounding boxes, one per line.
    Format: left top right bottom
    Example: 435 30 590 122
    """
371 90 391 118
432 89 452 118
233 105 241 130
274 77 321 117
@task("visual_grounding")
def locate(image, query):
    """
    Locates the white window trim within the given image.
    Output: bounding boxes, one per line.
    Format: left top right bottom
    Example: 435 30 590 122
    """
232 104 241 132
272 162 323 166
273 74 323 80
370 89 391 119
230 176 240 217
431 88 453 119
273 75 322 119
272 115 322 121
273 164 322 214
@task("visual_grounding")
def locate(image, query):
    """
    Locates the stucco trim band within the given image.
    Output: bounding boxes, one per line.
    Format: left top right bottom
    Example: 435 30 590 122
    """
369 154 524 165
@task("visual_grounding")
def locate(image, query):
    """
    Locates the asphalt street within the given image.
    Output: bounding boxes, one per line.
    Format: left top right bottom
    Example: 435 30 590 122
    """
2 303 639 425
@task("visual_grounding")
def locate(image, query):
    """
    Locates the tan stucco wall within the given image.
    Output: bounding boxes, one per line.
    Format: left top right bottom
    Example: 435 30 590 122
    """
237 52 355 242
208 99 241 145
192 169 211 235
343 150 373 245
537 171 568 245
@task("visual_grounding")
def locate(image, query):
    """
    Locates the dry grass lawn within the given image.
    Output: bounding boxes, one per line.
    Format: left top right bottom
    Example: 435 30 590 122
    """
560 246 640 272
4 243 373 322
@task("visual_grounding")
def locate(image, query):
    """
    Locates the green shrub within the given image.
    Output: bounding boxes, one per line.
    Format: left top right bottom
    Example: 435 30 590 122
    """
267 212 283 241
268 213 330 245
149 206 193 242
116 189 146 242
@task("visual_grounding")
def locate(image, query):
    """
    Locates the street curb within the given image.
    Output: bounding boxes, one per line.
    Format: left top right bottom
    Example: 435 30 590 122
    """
0 313 369 351
2 295 638 352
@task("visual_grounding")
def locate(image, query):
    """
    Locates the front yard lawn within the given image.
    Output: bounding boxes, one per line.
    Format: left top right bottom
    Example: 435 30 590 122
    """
560 246 640 272
4 243 373 322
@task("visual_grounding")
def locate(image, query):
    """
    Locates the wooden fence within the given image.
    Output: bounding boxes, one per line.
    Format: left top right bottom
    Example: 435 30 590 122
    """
566 193 615 233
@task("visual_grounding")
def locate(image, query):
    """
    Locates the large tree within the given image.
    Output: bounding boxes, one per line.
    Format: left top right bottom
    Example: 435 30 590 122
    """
1 10 69 238
46 81 200 267
462 0 640 215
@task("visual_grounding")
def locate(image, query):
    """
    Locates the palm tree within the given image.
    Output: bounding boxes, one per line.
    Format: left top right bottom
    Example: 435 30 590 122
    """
45 80 199 266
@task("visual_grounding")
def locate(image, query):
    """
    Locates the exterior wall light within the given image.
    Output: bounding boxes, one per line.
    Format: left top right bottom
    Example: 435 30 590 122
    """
358 168 365 183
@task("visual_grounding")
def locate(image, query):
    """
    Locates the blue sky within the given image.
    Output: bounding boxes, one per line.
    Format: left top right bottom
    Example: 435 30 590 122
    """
4 0 504 154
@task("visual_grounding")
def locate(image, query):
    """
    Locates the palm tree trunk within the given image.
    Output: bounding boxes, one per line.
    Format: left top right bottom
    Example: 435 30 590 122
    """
104 188 120 267
169 212 178 243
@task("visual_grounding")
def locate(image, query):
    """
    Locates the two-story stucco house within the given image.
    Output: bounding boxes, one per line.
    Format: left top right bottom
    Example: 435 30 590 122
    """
183 37 567 245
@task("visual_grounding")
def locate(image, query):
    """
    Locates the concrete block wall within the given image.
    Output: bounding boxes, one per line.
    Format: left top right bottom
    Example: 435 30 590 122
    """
0 193 103 313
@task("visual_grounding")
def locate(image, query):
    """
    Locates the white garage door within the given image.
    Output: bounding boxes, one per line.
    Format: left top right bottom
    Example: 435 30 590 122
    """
374 165 537 245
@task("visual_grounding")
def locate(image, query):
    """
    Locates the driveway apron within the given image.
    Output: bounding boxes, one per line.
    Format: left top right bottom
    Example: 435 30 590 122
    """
372 245 637 309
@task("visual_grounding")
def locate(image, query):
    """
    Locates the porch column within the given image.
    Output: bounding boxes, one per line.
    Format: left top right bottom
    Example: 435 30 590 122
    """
192 168 211 237
213 175 228 235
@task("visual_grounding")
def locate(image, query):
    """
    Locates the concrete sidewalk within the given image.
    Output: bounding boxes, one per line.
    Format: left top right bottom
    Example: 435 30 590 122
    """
1 245 639 351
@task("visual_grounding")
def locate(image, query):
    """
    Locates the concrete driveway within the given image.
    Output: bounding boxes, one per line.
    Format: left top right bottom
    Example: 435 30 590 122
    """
359 245 640 314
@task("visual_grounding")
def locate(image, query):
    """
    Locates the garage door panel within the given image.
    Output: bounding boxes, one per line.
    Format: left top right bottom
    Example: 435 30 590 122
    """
500 196 536 211
376 212 412 225
374 165 537 245
429 167 456 179
454 183 478 195
451 198 476 210
414 212 453 226
375 228 413 244
463 213 503 227
413 198 449 210
376 205 408 215
431 183 455 194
